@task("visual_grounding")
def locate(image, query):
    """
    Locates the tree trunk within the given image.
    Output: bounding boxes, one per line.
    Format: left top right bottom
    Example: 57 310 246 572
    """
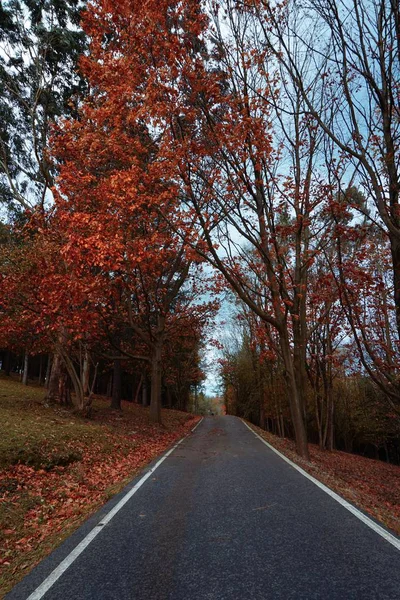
22 350 29 386
280 333 309 460
150 338 163 423
46 351 62 403
315 390 323 449
111 358 122 410
326 390 334 451
44 354 52 388
59 350 86 412
106 372 113 398
133 374 143 403
38 355 43 385
275 397 282 437
82 348 90 396
280 413 285 438
142 376 148 407
59 370 72 407
389 199 400 339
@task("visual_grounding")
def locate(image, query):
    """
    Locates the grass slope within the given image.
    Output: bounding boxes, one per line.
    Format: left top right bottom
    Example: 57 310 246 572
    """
0 376 199 597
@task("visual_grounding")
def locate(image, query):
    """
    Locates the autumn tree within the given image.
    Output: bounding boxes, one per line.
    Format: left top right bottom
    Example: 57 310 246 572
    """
0 216 103 410
258 0 400 335
62 0 351 457
0 0 89 407
48 0 218 421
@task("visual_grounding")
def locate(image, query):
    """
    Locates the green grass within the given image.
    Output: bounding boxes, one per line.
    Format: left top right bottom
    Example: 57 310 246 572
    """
0 376 107 472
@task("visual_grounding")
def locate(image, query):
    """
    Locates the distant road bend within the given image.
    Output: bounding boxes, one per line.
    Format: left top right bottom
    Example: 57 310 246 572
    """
7 416 400 600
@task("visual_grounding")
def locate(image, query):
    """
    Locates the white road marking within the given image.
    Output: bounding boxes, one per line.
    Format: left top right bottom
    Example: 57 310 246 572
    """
242 420 400 552
191 417 204 432
26 418 204 600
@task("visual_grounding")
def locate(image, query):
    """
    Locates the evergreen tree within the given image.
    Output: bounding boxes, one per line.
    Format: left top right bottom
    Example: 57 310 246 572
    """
0 0 87 213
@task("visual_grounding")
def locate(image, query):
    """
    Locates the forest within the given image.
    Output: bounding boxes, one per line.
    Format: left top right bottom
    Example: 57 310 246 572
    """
0 0 399 466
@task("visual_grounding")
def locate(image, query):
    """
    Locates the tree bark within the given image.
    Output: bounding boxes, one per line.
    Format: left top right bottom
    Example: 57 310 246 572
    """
142 376 148 407
46 351 62 403
106 372 113 398
133 374 143 403
59 370 72 407
22 350 29 386
390 234 400 340
150 315 165 424
150 338 163 423
44 354 52 388
280 332 309 460
82 348 90 396
111 358 122 410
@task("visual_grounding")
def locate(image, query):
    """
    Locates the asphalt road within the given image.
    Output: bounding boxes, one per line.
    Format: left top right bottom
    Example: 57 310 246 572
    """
6 416 400 600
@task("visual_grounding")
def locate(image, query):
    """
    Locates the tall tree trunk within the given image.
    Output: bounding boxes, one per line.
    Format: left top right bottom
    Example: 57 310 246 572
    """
293 320 309 448
106 372 113 398
388 192 400 338
280 412 285 439
275 396 282 438
58 348 86 412
22 350 29 386
82 348 90 396
326 394 334 451
133 374 143 403
111 358 122 410
150 337 163 423
315 392 323 449
142 376 148 407
44 354 52 388
257 354 266 430
59 370 72 407
46 351 62 403
280 332 309 460
150 316 165 424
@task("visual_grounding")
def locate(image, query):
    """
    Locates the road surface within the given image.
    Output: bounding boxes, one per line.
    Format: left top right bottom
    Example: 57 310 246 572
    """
6 416 400 599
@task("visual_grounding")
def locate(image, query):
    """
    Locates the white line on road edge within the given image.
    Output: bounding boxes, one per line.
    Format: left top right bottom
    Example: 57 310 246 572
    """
26 417 204 600
242 420 400 552
191 416 204 432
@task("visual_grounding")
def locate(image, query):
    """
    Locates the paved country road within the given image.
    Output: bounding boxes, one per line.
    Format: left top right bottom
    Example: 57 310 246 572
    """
6 416 400 600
